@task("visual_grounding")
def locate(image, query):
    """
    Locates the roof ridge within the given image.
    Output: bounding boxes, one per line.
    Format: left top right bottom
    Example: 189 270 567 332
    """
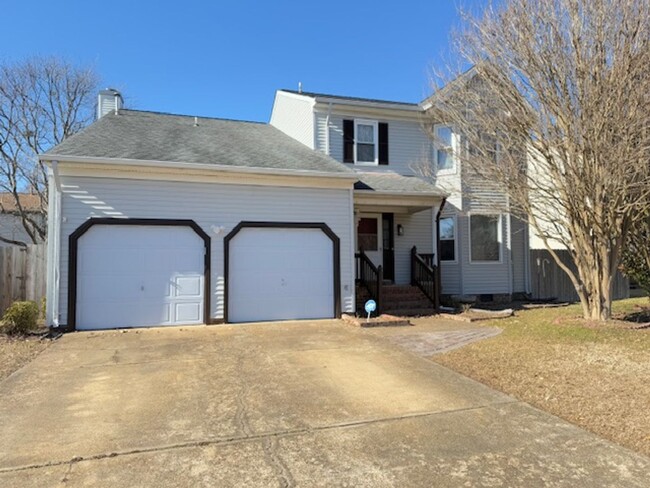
118 108 266 125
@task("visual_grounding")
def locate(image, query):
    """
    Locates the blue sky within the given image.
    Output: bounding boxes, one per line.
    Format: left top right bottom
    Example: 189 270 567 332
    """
3 1 484 122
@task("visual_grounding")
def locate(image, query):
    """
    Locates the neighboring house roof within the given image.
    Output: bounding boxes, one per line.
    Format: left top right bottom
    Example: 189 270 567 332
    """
355 172 447 197
0 193 42 213
44 109 355 176
280 89 422 110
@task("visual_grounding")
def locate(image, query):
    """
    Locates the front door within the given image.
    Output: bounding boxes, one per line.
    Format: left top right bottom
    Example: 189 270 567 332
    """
357 214 383 269
382 213 395 282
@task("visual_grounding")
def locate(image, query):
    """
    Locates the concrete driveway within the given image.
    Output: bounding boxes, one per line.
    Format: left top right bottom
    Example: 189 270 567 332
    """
1 320 648 487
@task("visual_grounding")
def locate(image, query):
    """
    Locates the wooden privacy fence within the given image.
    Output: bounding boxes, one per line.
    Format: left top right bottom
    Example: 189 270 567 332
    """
530 249 629 302
0 244 47 314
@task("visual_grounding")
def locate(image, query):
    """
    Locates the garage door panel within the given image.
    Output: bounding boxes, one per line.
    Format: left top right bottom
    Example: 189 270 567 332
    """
76 225 205 330
173 276 203 298
174 302 201 322
229 227 335 323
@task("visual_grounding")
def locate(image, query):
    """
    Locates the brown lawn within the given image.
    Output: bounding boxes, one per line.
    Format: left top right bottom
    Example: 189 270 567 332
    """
432 298 650 457
0 335 49 382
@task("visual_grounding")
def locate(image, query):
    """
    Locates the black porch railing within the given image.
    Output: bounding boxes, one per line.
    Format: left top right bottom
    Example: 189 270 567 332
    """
355 249 383 314
411 246 439 310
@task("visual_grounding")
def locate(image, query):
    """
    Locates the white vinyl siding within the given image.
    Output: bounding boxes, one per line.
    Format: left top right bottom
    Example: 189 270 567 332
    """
440 212 511 296
270 92 315 149
317 114 432 176
394 209 434 285
56 176 354 325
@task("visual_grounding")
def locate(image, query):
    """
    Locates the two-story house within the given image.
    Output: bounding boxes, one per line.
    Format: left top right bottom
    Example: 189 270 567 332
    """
270 89 531 303
42 88 448 330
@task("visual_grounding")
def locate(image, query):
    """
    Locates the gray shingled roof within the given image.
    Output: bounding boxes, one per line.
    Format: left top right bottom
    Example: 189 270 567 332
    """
355 172 446 196
44 109 354 175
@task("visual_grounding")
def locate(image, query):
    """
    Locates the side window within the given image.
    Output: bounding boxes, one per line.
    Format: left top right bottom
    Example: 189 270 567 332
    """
439 217 456 262
434 125 455 172
469 214 501 262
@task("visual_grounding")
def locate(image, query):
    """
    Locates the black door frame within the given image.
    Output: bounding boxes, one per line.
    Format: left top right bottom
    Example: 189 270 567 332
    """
382 213 395 282
67 218 211 331
223 221 341 323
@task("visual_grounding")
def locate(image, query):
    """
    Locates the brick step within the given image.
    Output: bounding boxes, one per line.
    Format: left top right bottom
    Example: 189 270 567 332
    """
382 286 429 296
383 299 434 310
382 307 436 317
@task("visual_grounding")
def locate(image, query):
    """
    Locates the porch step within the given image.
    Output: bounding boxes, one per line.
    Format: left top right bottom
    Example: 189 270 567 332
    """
382 307 436 317
356 284 435 317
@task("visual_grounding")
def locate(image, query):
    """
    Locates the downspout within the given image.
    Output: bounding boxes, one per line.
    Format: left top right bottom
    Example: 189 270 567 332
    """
506 212 514 296
47 160 62 328
325 102 333 155
434 198 447 311
349 187 356 314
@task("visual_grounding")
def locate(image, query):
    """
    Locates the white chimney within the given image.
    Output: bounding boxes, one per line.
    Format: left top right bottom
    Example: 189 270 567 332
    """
97 88 123 119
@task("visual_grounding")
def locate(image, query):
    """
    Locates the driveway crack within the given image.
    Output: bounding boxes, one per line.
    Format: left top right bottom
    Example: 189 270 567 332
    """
234 354 253 437
262 437 296 488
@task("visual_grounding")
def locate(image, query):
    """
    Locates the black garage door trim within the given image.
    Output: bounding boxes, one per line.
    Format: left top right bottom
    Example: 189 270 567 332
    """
67 218 211 331
224 222 341 323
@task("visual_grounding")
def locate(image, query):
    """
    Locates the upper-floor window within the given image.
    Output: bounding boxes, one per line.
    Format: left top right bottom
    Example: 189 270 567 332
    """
343 119 389 165
355 120 377 164
434 124 456 173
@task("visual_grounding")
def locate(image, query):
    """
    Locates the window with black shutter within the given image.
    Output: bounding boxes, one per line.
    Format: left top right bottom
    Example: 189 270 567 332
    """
343 119 389 166
343 119 354 163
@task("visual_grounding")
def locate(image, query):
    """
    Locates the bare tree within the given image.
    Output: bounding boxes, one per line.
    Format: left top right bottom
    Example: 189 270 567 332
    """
0 57 98 245
422 0 650 320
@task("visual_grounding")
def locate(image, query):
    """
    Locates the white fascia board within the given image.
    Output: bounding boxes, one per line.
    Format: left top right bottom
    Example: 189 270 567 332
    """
354 190 449 198
40 154 358 181
312 96 422 112
276 90 318 104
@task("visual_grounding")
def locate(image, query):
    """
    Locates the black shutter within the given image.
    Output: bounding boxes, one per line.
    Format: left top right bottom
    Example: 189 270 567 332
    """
378 122 389 165
343 119 354 163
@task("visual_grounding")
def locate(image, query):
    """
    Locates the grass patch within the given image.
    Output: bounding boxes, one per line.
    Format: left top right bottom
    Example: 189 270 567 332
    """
432 298 650 457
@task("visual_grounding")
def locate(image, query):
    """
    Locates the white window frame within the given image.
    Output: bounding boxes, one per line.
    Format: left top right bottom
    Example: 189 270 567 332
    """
434 124 457 175
439 215 458 263
468 213 503 264
354 119 379 166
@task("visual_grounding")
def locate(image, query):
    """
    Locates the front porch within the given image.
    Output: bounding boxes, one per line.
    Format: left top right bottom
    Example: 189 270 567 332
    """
352 173 446 315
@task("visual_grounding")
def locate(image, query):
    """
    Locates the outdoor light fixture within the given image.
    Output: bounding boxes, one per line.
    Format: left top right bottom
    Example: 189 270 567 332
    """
397 224 404 236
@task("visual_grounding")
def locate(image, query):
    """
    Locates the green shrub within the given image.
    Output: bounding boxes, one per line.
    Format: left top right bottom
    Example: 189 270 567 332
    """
1 301 40 335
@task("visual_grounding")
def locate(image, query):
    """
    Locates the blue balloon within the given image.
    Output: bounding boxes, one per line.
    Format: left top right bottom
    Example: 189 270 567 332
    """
365 300 377 313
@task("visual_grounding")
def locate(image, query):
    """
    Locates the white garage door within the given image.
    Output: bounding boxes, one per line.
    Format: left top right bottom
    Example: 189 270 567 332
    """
76 225 205 330
228 227 334 323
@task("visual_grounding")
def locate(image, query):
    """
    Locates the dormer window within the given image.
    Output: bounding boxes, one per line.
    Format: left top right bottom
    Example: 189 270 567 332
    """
343 119 389 165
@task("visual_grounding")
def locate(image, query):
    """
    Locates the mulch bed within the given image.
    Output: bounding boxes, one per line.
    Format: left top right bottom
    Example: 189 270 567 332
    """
341 314 412 327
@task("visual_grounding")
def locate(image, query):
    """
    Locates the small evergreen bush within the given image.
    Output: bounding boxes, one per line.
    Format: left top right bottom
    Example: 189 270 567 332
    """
1 301 40 335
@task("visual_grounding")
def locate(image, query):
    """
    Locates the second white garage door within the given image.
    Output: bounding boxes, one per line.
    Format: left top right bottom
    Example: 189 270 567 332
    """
76 225 205 330
228 227 334 323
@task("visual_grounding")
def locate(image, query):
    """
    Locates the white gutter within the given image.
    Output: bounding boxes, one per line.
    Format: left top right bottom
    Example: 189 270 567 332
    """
311 96 423 112
354 190 448 198
39 154 359 180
